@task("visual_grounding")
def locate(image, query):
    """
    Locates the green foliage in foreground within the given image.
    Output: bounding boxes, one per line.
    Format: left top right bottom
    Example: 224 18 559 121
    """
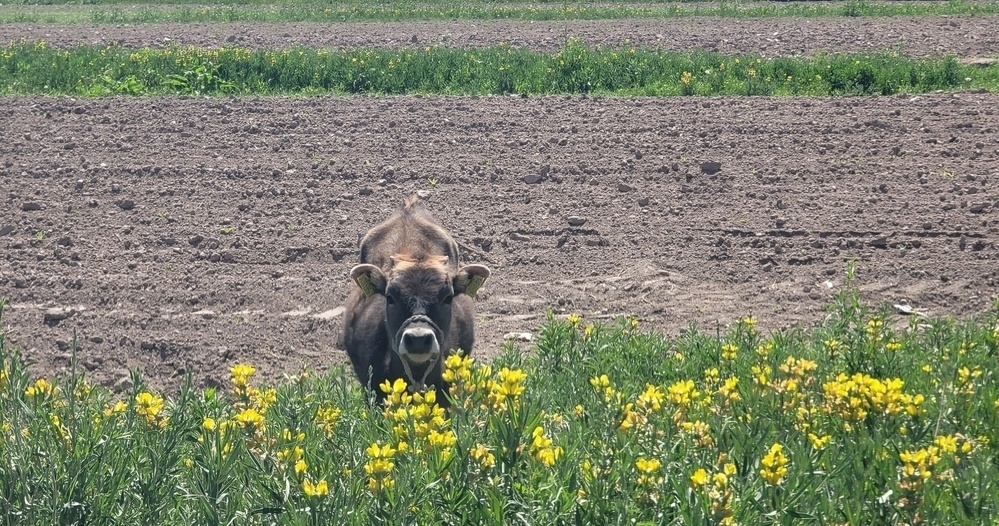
2 271 999 525
2 0 999 24
3 39 998 97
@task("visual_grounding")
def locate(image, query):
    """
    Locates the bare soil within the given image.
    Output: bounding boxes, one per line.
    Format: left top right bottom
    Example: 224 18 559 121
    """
1 17 998 392
3 15 998 58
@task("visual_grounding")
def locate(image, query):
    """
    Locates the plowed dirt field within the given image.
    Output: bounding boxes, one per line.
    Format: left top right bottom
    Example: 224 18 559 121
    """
2 16 997 391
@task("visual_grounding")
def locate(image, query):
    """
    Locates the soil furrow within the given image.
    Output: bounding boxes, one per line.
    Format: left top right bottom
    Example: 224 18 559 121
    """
3 16 999 57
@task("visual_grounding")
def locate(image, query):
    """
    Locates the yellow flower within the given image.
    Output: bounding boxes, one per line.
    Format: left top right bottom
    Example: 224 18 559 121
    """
690 468 710 488
566 313 582 327
413 389 437 407
718 376 741 403
751 365 771 387
535 446 563 467
899 445 942 490
808 433 831 450
367 475 395 492
380 378 413 407
721 343 738 361
365 442 398 493
823 339 841 357
934 435 958 454
635 457 662 487
618 403 641 433
250 387 277 413
203 417 216 431
49 413 70 443
667 380 700 406
681 420 714 448
102 400 127 418
779 356 818 378
315 405 342 437
760 443 788 485
636 384 665 413
365 443 397 475
865 318 884 340
494 367 526 401
381 377 407 396
428 429 457 450
135 391 167 428
278 446 304 463
25 378 56 399
302 478 329 497
230 363 256 388
442 354 474 385
636 457 661 473
590 375 611 389
295 458 308 476
530 426 562 467
470 443 496 469
233 407 265 433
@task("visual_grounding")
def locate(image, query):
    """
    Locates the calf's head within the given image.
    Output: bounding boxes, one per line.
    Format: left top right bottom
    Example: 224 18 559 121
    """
350 255 489 380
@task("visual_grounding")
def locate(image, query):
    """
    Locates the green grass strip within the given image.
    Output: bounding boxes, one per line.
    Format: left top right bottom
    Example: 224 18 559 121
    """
2 0 999 24
2 40 997 96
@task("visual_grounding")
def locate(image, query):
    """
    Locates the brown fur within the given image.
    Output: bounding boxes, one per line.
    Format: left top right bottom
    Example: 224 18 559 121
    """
357 196 460 272
339 196 489 405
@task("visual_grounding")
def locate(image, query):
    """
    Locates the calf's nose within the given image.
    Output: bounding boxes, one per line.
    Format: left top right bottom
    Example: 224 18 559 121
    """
402 328 437 355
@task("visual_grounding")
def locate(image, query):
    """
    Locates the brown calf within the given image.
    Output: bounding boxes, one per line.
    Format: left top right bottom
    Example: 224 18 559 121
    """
339 195 489 404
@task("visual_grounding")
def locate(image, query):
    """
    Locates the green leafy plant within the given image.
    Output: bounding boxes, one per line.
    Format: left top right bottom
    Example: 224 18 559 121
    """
165 59 234 95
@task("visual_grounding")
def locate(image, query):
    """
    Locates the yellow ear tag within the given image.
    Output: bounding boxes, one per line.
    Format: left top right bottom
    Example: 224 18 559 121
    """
356 273 375 298
465 274 485 298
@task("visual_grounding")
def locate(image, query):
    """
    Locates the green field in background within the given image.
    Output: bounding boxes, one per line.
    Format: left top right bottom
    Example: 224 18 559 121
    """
2 0 998 24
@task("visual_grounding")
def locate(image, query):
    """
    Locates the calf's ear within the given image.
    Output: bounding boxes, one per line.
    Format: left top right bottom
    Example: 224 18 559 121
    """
454 264 490 297
350 264 387 298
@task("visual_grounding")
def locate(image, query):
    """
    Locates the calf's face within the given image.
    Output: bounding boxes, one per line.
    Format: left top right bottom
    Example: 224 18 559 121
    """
351 257 489 366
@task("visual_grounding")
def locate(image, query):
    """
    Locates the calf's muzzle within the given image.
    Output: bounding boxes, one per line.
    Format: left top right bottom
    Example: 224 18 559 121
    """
396 314 443 360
